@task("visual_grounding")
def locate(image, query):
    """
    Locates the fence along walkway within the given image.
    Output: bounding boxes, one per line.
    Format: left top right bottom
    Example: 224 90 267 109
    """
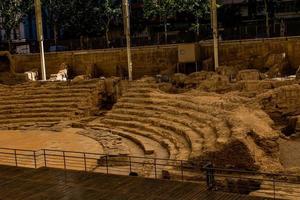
0 165 270 200
0 147 299 199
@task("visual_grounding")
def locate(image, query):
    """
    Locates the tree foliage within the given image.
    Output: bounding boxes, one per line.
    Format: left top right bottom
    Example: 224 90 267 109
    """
143 0 210 41
178 0 209 19
62 0 100 38
42 0 122 45
94 0 122 47
143 0 178 43
0 0 33 41
178 0 210 38
42 0 69 43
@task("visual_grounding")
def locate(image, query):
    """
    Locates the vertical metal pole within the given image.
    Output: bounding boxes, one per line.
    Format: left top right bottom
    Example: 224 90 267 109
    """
105 155 109 174
181 160 184 182
122 0 133 81
14 149 18 167
63 151 66 170
34 0 47 80
33 151 37 169
273 176 276 200
154 158 157 179
129 156 132 173
43 149 47 167
83 153 87 172
211 0 219 70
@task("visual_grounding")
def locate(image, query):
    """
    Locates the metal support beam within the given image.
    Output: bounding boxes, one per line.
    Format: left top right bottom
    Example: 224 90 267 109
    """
34 0 46 81
211 0 219 70
122 0 133 81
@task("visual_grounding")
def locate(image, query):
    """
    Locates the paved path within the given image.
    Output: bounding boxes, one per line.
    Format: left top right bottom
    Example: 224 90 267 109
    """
0 165 269 200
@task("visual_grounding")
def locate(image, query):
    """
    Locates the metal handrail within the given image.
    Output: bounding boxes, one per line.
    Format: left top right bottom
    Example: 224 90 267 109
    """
0 147 299 199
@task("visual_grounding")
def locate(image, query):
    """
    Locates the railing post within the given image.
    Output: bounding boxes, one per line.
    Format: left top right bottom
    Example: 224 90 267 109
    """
83 153 87 172
105 155 109 174
43 149 47 167
154 158 157 179
14 149 18 167
33 151 37 169
181 160 184 182
63 151 66 170
129 156 132 173
273 175 276 200
204 162 215 190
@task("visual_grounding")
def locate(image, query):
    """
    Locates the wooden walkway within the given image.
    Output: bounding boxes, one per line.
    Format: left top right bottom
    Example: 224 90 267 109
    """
0 165 269 200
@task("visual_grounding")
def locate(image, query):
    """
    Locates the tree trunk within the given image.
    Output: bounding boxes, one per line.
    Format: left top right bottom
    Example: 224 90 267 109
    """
105 22 110 48
264 0 270 37
53 23 58 45
8 40 12 53
196 17 200 41
5 29 12 52
164 17 168 44
105 29 110 48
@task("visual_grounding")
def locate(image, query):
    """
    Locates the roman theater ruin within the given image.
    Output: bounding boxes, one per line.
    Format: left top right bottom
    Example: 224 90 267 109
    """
0 40 300 199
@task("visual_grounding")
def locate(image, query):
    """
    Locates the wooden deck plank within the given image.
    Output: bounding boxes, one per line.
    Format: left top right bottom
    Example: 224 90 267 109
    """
0 165 270 200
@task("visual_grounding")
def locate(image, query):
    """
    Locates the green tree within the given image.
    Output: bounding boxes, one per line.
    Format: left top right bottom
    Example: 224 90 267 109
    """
262 0 280 37
62 0 100 39
95 0 122 47
143 0 178 43
0 0 33 51
178 0 210 40
42 0 68 44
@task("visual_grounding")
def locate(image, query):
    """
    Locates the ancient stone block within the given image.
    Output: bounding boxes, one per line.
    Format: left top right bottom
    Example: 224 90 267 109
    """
237 69 260 81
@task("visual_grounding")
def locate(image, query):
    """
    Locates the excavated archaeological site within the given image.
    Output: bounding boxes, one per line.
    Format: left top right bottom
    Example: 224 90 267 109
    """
0 49 300 198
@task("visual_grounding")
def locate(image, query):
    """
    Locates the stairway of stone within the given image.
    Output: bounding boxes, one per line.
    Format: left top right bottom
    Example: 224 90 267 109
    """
296 116 300 134
87 78 237 178
250 181 300 199
0 80 104 129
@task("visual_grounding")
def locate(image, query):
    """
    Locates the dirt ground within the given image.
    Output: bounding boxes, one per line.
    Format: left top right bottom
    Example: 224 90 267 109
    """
0 128 103 153
279 137 300 169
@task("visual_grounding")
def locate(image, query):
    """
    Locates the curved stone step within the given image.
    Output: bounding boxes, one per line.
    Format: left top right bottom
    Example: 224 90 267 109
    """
121 91 232 118
104 113 203 159
116 126 188 160
0 112 81 120
90 125 166 157
0 102 80 110
118 97 218 118
0 107 80 115
0 92 94 101
250 181 300 199
251 189 297 200
0 117 68 125
0 97 92 105
127 82 157 89
0 121 60 130
117 97 232 144
110 108 221 151
0 88 97 97
114 102 231 146
95 118 189 160
0 80 102 91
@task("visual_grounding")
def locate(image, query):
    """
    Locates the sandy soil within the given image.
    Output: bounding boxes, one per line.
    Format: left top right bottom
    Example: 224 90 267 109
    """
0 128 103 153
279 137 300 169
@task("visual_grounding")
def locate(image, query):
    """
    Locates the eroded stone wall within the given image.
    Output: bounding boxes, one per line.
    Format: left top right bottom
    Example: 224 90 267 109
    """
200 37 300 71
12 45 178 79
12 37 300 80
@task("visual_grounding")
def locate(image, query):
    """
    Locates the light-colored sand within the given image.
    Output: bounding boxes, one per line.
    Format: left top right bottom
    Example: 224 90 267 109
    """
0 128 103 153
